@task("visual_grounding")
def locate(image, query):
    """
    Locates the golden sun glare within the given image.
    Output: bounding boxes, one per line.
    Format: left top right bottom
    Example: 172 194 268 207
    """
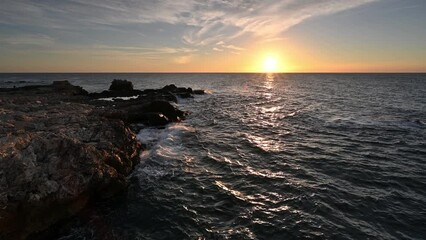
263 56 278 73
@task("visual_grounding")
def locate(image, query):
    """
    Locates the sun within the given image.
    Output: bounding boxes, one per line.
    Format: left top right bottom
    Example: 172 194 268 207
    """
263 56 278 73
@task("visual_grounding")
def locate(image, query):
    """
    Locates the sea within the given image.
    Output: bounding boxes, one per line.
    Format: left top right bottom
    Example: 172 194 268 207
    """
1 73 426 239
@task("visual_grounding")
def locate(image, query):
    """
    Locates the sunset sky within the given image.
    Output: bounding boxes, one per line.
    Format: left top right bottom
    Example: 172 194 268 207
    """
0 0 425 73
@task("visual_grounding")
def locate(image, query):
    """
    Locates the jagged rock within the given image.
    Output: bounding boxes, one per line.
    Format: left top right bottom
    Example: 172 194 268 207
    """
85 79 142 98
52 80 88 96
0 80 204 239
0 94 141 240
109 79 134 92
116 100 185 124
162 84 177 92
136 100 185 122
161 84 194 98
177 87 192 93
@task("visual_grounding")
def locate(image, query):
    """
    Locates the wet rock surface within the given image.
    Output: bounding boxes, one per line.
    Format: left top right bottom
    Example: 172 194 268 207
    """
0 80 202 239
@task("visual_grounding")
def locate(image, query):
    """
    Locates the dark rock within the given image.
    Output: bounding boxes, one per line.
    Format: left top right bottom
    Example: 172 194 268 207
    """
0 81 88 96
52 80 88 96
193 89 205 95
139 90 178 103
177 92 193 98
86 79 142 98
160 85 195 98
116 100 185 124
140 100 185 122
0 95 141 240
177 87 192 93
109 79 134 92
127 112 170 125
0 80 204 239
89 89 143 99
162 84 177 92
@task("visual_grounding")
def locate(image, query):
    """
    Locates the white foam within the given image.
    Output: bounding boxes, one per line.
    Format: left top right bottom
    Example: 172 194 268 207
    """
167 124 195 133
134 123 196 183
97 96 139 101
136 127 163 147
136 123 195 160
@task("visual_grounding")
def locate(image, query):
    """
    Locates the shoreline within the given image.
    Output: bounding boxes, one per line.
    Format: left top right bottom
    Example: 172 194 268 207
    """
0 80 204 239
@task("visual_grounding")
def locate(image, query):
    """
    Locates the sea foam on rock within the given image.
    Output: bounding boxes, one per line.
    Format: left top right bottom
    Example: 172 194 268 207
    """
0 80 201 239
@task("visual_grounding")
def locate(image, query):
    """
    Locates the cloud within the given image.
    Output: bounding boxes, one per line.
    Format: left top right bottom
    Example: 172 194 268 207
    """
93 45 197 54
223 45 245 51
0 34 54 46
94 45 198 63
212 43 244 53
174 55 192 64
0 0 378 50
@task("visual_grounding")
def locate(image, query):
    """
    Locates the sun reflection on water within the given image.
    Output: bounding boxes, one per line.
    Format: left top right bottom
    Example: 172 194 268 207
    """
264 73 275 90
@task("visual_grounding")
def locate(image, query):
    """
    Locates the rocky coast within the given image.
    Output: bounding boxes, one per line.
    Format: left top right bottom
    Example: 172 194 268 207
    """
0 80 204 239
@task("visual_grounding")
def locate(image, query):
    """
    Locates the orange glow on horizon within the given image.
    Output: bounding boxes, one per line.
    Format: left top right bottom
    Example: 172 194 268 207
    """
249 52 288 73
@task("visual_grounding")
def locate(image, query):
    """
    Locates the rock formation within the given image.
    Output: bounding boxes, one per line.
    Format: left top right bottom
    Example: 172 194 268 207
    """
109 79 134 92
0 80 203 239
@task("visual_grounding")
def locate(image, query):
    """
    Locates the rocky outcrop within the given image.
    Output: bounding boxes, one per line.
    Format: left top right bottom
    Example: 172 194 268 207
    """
90 82 188 126
109 79 134 92
52 80 88 96
0 92 141 239
90 83 205 100
89 79 142 98
161 84 206 98
0 80 88 96
107 100 186 124
0 80 204 239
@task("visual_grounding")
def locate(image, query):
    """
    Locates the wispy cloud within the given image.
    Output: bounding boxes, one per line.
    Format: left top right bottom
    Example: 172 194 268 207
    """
173 55 193 64
0 34 54 46
0 0 378 52
212 42 245 53
93 45 197 54
223 45 245 51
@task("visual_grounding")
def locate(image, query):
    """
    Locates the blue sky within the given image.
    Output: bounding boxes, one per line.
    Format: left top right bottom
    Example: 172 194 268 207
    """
0 0 425 72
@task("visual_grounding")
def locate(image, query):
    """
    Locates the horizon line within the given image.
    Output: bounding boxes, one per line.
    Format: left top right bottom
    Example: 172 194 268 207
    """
1 71 426 74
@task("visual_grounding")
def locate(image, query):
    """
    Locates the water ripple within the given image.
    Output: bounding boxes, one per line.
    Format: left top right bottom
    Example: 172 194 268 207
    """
46 73 426 240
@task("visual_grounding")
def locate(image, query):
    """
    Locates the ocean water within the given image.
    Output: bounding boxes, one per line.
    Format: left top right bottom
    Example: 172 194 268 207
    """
1 73 426 239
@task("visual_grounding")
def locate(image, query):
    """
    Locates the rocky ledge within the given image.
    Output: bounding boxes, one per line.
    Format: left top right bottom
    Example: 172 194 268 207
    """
0 79 204 239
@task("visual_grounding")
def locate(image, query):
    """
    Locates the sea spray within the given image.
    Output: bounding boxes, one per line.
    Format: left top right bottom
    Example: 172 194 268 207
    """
134 123 196 186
